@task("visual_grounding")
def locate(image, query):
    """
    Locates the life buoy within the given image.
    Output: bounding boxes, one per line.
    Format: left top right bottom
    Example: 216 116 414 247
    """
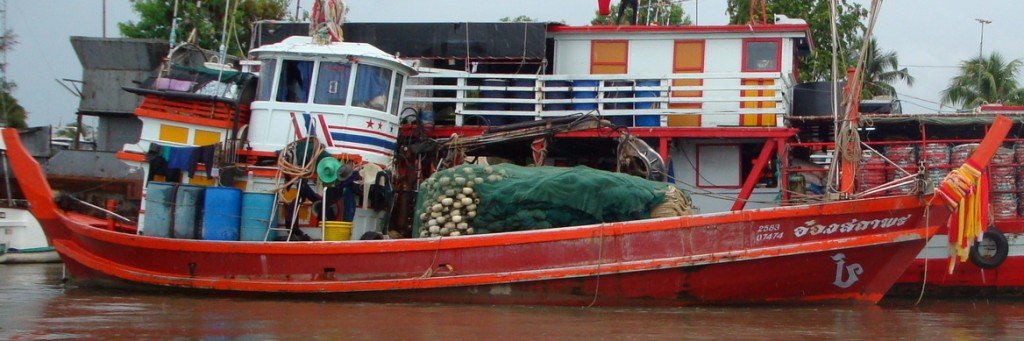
969 227 1009 269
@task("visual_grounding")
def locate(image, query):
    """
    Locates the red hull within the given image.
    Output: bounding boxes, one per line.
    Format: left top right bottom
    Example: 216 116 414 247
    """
59 232 928 306
894 231 1024 297
46 197 946 306
2 129 948 306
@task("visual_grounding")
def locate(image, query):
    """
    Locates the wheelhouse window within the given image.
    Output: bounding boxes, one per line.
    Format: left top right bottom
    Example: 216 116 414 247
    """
743 40 781 72
256 59 277 101
389 75 404 115
353 64 393 112
276 59 314 103
314 61 352 105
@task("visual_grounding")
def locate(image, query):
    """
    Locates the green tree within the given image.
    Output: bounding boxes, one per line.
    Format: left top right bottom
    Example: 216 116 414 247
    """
941 52 1024 110
0 27 27 128
119 0 290 57
853 37 913 99
726 0 867 82
500 15 536 23
0 92 26 129
592 0 692 26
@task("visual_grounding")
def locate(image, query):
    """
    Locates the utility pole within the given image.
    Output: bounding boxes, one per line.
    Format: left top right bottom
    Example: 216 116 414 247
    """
975 18 991 110
0 0 8 127
694 0 698 25
102 0 107 38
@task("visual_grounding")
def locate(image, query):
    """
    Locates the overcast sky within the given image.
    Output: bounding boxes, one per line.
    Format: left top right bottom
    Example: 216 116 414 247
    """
6 0 1023 127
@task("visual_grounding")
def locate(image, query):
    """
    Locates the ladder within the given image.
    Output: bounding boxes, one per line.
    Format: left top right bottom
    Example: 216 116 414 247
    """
264 119 322 242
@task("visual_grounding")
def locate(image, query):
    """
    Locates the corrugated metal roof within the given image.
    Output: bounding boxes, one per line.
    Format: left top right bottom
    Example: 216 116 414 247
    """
71 37 171 114
77 69 153 114
253 22 548 60
70 36 169 70
44 150 142 180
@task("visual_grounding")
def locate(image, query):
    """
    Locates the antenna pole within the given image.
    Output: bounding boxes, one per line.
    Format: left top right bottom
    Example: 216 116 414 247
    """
975 18 991 110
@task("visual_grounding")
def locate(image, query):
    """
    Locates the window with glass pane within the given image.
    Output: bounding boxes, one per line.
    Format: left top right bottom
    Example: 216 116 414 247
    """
389 75 404 116
353 64 393 112
276 60 314 103
257 59 277 101
314 61 352 105
744 41 779 71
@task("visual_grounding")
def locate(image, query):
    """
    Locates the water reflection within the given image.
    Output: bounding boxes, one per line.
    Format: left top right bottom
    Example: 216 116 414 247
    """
2 263 1023 339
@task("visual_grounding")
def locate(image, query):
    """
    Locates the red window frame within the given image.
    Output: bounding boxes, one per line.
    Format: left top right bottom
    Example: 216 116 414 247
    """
741 38 783 73
590 40 629 74
695 144 742 189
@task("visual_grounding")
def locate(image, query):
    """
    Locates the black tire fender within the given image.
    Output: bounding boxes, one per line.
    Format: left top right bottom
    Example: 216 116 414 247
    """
969 227 1009 269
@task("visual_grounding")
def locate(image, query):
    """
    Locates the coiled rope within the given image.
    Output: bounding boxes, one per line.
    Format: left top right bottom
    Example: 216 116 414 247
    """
276 138 325 194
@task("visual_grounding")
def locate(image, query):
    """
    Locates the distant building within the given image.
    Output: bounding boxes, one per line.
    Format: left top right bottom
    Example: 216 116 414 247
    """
42 37 169 215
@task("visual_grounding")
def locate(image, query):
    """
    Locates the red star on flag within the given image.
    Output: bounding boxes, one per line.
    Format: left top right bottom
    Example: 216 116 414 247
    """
366 119 374 128
377 122 383 129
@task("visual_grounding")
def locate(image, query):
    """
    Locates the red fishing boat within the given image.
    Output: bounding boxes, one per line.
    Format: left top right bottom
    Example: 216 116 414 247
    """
794 108 1024 297
4 112 1014 305
0 128 954 305
9 0 1009 305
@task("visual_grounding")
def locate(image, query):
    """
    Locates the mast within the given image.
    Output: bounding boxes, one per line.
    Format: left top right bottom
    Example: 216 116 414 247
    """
838 67 861 194
830 0 882 197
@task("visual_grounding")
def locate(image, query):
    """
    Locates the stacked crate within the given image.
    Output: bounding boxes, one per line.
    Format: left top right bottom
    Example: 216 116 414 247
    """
1016 142 1024 217
921 143 951 187
990 147 1016 219
950 143 976 165
885 144 918 195
858 150 887 196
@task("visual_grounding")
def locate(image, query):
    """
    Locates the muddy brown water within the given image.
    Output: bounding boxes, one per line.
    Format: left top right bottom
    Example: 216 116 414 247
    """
3 263 1024 339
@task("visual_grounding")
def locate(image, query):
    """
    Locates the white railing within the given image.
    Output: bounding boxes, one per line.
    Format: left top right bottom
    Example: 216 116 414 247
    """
404 69 794 127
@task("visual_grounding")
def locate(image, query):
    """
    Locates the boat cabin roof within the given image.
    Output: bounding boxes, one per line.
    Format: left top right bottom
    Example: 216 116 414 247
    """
250 36 417 75
547 22 813 52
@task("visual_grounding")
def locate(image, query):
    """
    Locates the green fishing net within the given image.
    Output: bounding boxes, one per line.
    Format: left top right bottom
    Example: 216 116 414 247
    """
413 164 673 237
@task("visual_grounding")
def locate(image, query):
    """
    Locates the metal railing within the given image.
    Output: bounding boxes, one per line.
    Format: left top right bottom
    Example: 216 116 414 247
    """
404 69 794 126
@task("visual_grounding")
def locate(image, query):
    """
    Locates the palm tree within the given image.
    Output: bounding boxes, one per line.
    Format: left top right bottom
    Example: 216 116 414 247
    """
941 52 1024 110
854 38 914 99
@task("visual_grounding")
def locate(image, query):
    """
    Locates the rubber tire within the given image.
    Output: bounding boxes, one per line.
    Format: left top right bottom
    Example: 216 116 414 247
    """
969 227 1009 269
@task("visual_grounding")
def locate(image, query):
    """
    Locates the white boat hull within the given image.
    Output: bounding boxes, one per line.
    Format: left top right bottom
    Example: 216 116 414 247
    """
0 249 60 264
0 207 60 264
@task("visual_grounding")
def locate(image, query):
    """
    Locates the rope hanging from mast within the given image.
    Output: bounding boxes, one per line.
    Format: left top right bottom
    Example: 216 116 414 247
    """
825 0 884 195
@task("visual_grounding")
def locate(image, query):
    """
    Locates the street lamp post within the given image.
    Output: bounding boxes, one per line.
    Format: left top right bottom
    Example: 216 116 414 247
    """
975 18 991 109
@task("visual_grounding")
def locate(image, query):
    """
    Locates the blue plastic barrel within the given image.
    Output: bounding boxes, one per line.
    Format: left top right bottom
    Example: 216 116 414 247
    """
543 80 571 110
419 110 435 125
240 192 277 241
481 79 509 125
202 187 242 241
604 80 634 126
143 182 174 238
508 79 535 111
173 185 204 239
571 80 599 111
634 80 661 127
